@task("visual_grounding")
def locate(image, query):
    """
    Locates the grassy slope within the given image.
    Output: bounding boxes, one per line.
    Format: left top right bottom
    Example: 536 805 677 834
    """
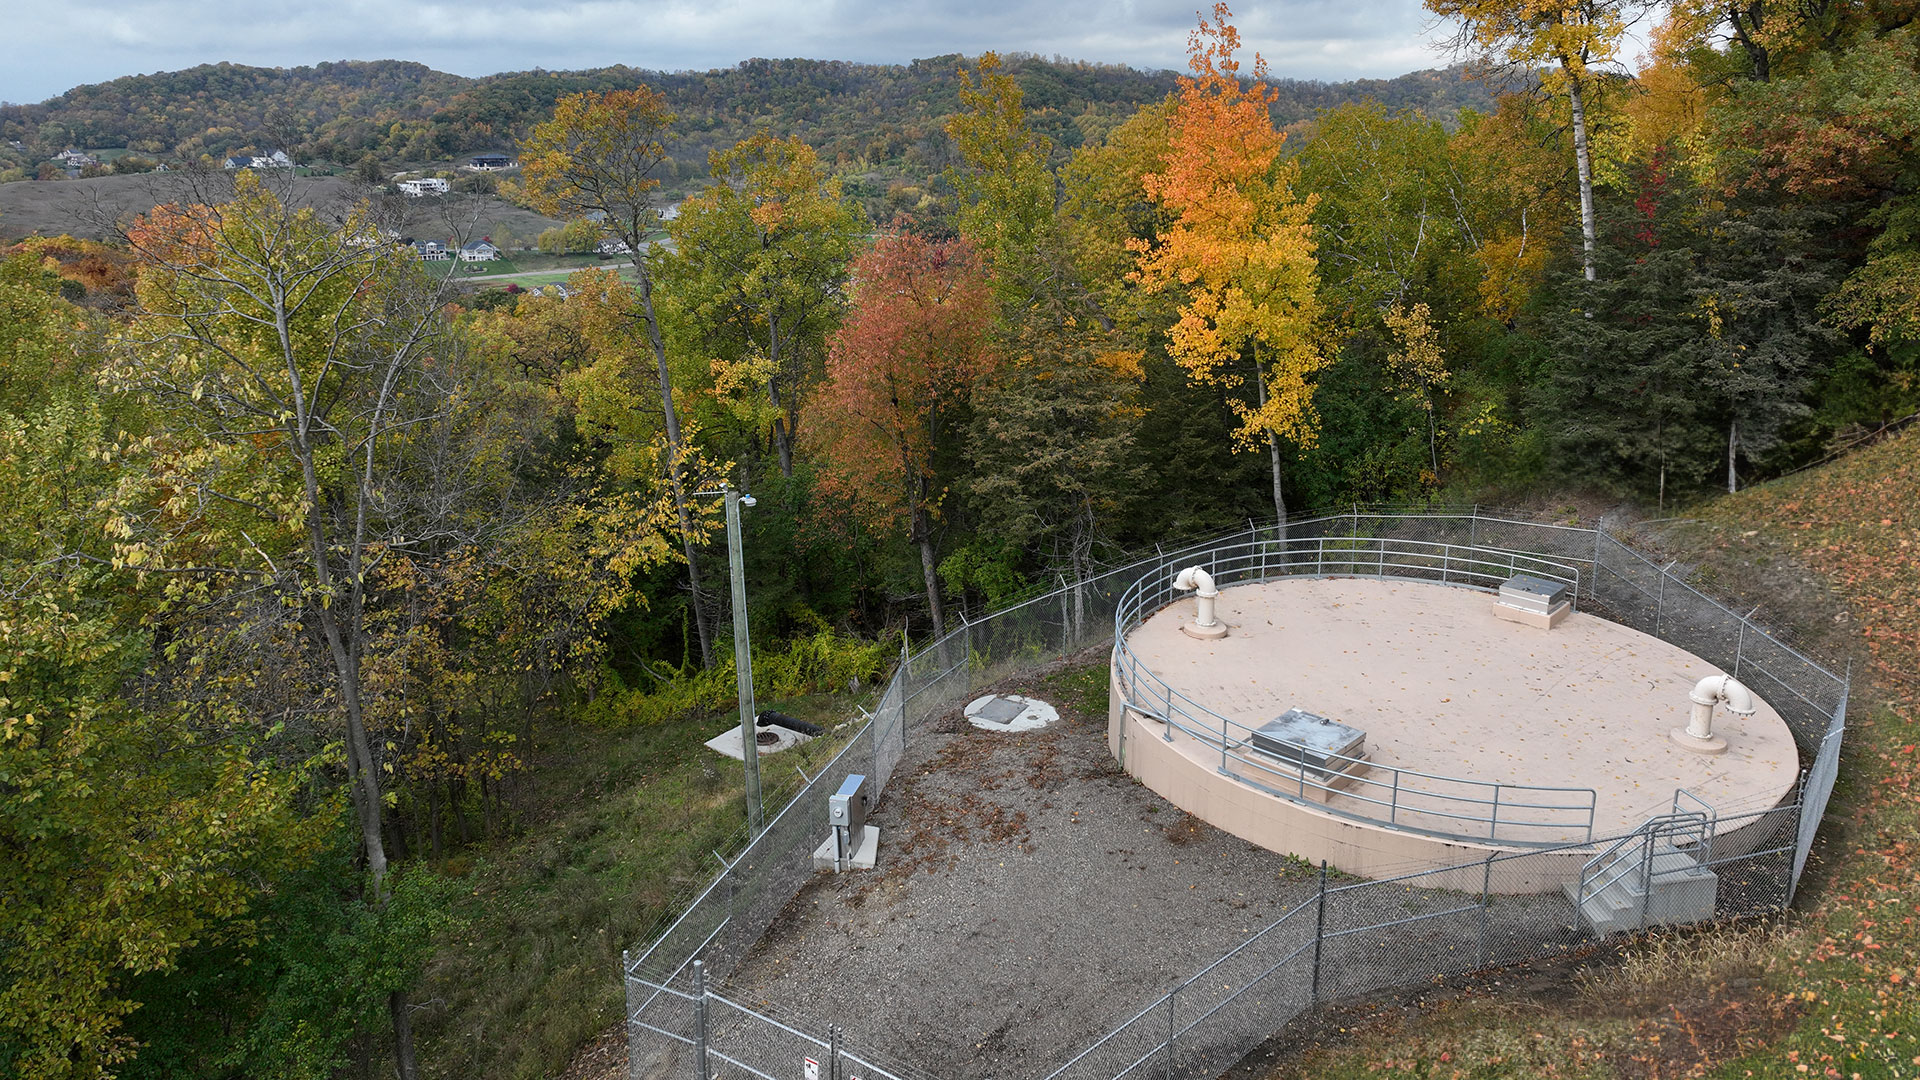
1259 431 1920 1080
409 692 867 1080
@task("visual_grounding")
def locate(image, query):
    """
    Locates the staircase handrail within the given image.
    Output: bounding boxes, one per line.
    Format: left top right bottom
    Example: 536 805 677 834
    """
1671 788 1718 864
1576 811 1710 907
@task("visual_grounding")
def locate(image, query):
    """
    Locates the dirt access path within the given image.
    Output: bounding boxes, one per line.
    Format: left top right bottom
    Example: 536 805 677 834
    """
718 663 1323 1080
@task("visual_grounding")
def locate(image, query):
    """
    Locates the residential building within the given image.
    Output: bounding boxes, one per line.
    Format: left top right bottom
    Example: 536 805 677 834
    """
223 150 294 170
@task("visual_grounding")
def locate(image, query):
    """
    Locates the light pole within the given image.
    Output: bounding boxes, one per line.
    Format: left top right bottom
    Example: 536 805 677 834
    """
722 484 763 836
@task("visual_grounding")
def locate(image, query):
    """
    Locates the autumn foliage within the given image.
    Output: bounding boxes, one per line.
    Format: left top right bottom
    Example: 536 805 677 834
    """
805 232 993 633
807 232 994 532
1131 3 1327 453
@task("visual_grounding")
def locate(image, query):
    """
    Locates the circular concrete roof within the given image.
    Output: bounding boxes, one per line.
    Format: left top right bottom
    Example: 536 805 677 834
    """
1126 576 1800 842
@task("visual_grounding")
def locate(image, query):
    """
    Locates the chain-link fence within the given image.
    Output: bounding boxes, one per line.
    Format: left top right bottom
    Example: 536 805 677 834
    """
1035 796 1804 1080
625 507 1848 1080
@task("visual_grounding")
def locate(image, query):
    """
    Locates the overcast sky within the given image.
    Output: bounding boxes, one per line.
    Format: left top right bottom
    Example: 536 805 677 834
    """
2 0 1475 105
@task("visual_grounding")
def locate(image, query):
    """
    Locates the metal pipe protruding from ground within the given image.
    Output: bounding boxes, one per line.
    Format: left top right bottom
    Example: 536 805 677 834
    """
1173 566 1222 634
1673 674 1753 754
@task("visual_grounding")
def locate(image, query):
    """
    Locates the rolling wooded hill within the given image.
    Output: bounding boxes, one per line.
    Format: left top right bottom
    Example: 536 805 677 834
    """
0 56 1495 179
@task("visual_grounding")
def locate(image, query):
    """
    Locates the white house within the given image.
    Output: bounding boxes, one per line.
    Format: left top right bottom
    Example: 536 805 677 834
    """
458 240 501 262
223 150 294 170
412 240 450 261
397 177 451 197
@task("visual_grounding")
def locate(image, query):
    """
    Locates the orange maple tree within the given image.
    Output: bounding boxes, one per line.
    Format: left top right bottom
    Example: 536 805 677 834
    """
1131 3 1326 521
804 232 994 638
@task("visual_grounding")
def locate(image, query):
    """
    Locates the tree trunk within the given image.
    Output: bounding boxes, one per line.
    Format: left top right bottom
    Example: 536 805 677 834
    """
1728 2 1771 81
1565 64 1599 284
773 418 794 478
1727 418 1740 494
1426 405 1440 480
1252 367 1289 536
914 505 946 640
310 560 388 893
632 255 715 668
768 311 796 478
389 991 420 1080
1267 435 1288 529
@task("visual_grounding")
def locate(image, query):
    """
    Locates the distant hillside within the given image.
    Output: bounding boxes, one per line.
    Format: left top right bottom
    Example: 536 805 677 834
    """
0 56 1494 181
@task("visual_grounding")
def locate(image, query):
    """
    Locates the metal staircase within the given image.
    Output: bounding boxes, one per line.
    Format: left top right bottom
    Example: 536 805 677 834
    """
1565 795 1719 935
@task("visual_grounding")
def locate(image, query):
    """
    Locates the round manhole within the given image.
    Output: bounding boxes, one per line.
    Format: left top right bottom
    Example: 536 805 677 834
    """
963 694 1061 732
755 730 782 746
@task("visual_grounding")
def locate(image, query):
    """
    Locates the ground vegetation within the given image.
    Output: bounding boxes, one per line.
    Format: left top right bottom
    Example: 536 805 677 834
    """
1 3 1915 1076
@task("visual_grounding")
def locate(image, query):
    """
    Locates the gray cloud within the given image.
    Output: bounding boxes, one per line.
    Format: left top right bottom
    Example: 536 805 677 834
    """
4 0 1462 105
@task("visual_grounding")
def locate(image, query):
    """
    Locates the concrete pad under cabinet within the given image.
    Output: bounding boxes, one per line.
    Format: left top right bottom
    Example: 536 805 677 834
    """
1493 599 1571 629
812 825 880 871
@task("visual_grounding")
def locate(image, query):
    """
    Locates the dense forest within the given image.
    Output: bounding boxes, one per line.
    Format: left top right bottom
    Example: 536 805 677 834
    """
0 55 1494 182
2 0 1916 1076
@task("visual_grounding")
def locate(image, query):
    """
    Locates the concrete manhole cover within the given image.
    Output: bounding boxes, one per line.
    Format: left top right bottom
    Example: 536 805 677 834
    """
964 694 1060 732
705 722 812 760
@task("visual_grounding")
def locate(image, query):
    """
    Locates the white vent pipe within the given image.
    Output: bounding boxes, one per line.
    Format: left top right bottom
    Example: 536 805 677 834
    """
1686 674 1755 740
1173 566 1219 628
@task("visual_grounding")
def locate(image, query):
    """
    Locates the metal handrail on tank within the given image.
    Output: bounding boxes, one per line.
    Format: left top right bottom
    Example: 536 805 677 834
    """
1111 534 1600 847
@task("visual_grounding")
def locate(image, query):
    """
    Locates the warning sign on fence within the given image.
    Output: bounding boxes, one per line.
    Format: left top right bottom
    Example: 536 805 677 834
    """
804 1057 819 1080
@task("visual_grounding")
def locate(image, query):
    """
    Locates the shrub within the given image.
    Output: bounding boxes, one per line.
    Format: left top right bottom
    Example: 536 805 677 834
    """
583 629 895 728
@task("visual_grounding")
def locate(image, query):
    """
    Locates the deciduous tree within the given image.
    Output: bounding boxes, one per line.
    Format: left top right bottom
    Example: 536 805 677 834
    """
1132 3 1327 525
520 88 719 667
1427 0 1645 282
0 252 314 1079
111 172 454 1079
661 134 860 478
804 234 994 638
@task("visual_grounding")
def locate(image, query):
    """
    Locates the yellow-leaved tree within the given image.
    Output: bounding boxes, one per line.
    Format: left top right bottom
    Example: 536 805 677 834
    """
1130 2 1326 526
1425 0 1642 283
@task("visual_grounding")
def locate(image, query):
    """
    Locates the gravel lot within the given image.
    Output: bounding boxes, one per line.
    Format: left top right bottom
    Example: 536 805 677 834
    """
721 662 1323 1080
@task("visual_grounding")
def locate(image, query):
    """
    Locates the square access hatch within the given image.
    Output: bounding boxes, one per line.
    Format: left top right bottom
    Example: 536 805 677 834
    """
1249 708 1366 777
1498 574 1570 614
973 696 1027 724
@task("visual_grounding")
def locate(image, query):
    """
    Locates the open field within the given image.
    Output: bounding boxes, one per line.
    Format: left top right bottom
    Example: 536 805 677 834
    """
0 171 564 241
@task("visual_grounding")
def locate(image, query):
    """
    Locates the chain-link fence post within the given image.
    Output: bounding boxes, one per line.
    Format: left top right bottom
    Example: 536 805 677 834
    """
829 1024 840 1080
623 950 641 1080
693 960 710 1080
1310 862 1328 1008
1655 562 1667 638
1164 986 1176 1080
1477 855 1493 967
